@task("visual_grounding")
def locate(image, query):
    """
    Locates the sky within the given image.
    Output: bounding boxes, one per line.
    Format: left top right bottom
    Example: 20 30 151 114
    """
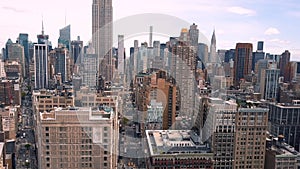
0 0 300 61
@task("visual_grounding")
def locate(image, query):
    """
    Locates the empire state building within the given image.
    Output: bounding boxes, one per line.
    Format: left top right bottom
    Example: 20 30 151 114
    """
92 0 113 82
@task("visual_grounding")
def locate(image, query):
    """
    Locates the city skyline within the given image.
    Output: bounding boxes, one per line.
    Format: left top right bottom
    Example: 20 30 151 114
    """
0 0 300 61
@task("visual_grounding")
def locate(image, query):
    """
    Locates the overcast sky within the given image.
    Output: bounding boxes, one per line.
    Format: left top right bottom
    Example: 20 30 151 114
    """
0 0 300 60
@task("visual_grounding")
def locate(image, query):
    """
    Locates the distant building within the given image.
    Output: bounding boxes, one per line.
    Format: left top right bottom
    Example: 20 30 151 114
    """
7 43 25 78
36 106 118 169
233 107 269 169
92 0 113 81
189 23 199 47
252 41 265 71
280 50 290 77
260 61 280 101
4 39 13 60
34 44 48 89
209 30 217 63
53 46 70 83
265 135 300 169
71 37 83 64
146 130 213 169
269 101 300 152
81 54 98 88
117 35 125 75
58 25 71 50
234 43 253 86
18 33 29 64
198 43 209 64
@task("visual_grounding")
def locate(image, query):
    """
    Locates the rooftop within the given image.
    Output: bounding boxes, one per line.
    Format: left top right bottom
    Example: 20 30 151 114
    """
146 130 211 156
40 106 114 121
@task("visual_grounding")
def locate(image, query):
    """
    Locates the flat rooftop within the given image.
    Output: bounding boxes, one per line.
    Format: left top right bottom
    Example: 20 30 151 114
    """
146 130 211 156
40 106 114 121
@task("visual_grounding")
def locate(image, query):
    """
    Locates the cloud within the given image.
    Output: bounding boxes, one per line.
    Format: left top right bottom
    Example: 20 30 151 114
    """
268 38 290 44
227 6 256 16
264 27 280 35
1 6 27 13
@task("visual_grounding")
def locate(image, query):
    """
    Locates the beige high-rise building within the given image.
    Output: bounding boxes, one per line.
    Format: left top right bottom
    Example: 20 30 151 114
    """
36 106 118 169
233 107 269 169
92 0 113 81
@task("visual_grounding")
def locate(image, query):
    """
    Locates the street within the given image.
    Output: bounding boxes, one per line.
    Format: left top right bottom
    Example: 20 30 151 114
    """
16 79 37 169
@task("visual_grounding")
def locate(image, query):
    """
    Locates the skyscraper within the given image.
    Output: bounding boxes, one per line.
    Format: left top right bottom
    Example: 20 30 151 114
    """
34 44 48 89
18 33 29 64
92 0 113 81
54 46 69 83
252 41 265 71
280 50 290 77
260 61 280 101
5 39 13 60
233 43 253 86
71 36 83 65
117 35 125 75
189 23 199 47
58 25 71 50
210 30 217 63
7 43 26 77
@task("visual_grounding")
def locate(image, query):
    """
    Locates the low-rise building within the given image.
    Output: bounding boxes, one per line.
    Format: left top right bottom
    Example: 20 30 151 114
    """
265 135 300 169
146 130 213 169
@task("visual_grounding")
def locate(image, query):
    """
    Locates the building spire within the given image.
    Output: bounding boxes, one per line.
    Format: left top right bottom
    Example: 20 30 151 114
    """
65 9 67 26
42 15 45 35
211 28 216 44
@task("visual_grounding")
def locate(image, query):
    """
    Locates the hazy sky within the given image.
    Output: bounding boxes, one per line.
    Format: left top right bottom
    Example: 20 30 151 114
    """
1 0 300 60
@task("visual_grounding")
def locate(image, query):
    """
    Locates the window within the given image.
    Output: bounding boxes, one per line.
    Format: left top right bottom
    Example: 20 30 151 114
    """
46 163 50 167
45 127 49 131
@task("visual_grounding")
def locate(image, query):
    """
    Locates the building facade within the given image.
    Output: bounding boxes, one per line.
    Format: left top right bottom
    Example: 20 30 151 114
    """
269 102 300 152
260 61 280 101
34 44 48 89
36 107 118 169
234 43 253 86
233 107 269 169
92 0 113 81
